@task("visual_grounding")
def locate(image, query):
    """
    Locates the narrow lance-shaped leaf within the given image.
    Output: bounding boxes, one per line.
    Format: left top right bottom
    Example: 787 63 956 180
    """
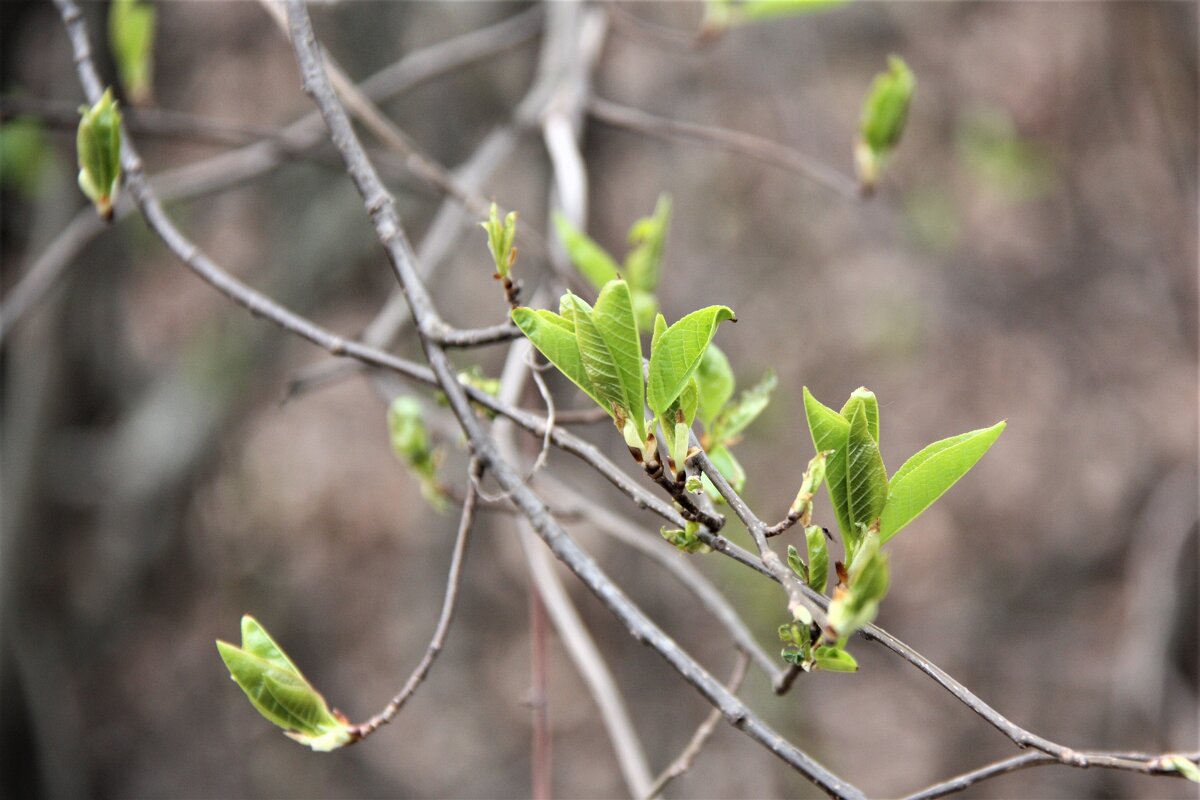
624 193 671 295
711 369 776 444
574 280 645 438
109 0 156 105
511 301 605 414
216 616 353 752
879 421 1006 542
845 403 888 533
803 387 852 544
648 305 736 415
695 344 735 429
552 212 620 290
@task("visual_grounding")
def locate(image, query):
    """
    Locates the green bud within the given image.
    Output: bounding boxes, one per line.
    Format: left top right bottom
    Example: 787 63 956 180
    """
480 201 518 279
856 56 916 192
76 88 122 220
789 450 829 525
216 616 354 751
1162 755 1200 783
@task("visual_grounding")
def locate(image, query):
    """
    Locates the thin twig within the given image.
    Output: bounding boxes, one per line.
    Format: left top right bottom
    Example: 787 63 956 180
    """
278 3 860 794
644 651 751 799
588 96 860 199
529 583 552 800
349 458 484 740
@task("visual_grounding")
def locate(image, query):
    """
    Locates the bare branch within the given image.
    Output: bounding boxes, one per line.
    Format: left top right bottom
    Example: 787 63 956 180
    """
588 96 860 199
644 651 751 800
349 458 484 741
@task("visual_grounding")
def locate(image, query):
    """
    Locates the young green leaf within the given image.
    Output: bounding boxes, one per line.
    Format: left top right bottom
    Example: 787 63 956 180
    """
695 344 735 429
76 88 122 220
839 386 879 444
623 193 671 295
574 280 645 438
789 451 828 527
511 303 606 413
659 377 699 470
216 616 353 752
711 369 777 444
804 525 829 594
552 212 621 290
803 387 852 543
704 0 846 30
879 421 1006 541
109 0 156 105
387 396 447 511
647 305 736 415
845 403 888 532
828 534 890 636
651 312 668 354
813 645 859 673
704 443 746 497
1163 756 1200 784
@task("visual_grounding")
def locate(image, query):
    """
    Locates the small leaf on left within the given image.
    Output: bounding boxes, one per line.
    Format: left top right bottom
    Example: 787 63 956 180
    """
76 88 122 220
216 616 354 751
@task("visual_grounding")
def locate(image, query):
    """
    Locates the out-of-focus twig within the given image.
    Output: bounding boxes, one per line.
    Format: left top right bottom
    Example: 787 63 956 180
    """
349 458 484 741
588 96 860 198
644 651 751 799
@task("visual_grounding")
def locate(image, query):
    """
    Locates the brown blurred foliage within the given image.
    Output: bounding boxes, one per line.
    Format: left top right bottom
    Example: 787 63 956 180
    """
2 2 1196 798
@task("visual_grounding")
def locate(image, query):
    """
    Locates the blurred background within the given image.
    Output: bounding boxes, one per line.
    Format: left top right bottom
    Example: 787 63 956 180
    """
2 1 1196 798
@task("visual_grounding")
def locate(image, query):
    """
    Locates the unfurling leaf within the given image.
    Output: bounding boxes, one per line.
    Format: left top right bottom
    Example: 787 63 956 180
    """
710 369 776 444
695 344 735 428
387 396 447 511
575 280 645 439
109 0 156 105
512 300 605 412
624 193 671 296
813 645 858 673
789 451 829 526
786 544 808 584
703 443 746 504
216 616 353 752
845 402 887 534
480 202 518 279
828 533 889 637
1162 755 1200 783
648 305 736 415
76 88 122 220
661 521 710 554
856 55 916 192
879 420 1006 541
803 387 853 545
553 212 620 290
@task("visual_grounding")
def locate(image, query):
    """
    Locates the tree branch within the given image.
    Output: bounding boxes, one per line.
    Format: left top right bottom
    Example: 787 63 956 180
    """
349 458 483 740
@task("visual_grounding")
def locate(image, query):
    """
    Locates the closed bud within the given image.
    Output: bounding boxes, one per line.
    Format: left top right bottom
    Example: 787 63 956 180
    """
76 88 122 220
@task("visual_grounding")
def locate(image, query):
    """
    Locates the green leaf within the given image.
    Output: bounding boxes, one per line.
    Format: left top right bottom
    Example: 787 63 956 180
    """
879 421 1006 542
711 369 776 443
480 202 518 279
660 377 699 467
553 212 621 290
789 451 828 526
828 533 890 636
631 289 659 334
1164 756 1200 783
512 304 605 414
216 616 353 752
845 403 888 532
804 525 829 594
387 396 447 512
623 193 671 294
695 344 735 428
109 0 156 105
803 387 852 544
647 305 736 414
839 386 879 443
813 645 858 673
574 280 645 438
76 88 122 220
705 0 847 29
704 444 745 499
0 119 51 197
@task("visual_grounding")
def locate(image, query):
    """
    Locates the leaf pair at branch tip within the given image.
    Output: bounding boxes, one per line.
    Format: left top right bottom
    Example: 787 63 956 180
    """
216 616 353 752
481 201 518 279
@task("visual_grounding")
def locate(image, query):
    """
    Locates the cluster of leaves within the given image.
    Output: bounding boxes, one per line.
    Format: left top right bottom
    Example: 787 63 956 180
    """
387 396 448 512
554 194 671 333
855 56 916 192
109 0 156 105
513 279 735 480
76 89 123 220
216 616 354 752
